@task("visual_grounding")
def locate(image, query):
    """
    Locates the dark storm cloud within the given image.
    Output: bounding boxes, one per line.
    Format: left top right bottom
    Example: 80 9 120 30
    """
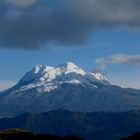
0 0 140 49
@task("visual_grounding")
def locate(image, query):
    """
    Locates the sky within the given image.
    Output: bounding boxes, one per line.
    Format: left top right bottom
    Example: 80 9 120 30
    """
0 0 140 91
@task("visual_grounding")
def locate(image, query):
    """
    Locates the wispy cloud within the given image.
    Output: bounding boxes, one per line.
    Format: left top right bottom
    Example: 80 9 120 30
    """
95 54 140 70
0 0 140 49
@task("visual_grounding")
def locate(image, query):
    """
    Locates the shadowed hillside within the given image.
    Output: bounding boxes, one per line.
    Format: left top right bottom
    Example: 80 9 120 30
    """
0 129 84 140
1 109 140 140
120 132 140 140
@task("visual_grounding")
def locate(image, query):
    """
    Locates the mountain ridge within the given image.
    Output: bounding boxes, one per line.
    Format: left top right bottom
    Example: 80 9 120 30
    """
0 62 140 118
16 62 109 91
3 62 109 94
0 109 140 140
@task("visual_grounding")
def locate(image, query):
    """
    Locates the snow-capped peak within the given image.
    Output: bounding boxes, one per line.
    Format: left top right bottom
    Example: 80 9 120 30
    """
17 62 85 86
33 65 43 73
90 71 108 82
13 62 110 93
33 65 54 74
18 65 54 84
57 62 77 68
56 62 86 75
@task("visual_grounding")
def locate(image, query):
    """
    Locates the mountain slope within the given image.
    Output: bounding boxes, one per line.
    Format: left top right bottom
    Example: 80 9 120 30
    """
0 109 140 140
5 62 109 93
0 62 140 118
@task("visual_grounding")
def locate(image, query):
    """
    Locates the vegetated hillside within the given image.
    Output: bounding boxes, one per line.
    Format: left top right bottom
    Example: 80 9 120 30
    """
0 109 140 140
0 129 84 140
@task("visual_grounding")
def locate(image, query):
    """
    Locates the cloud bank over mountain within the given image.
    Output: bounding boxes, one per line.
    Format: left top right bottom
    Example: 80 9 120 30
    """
0 0 140 49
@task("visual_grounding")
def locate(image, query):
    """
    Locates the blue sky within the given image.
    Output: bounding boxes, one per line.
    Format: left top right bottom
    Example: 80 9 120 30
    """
0 28 140 91
0 0 140 91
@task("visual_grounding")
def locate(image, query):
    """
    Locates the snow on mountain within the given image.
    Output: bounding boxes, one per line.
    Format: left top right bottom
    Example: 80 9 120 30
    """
56 62 86 75
90 71 108 82
19 62 85 84
12 62 109 93
0 62 140 118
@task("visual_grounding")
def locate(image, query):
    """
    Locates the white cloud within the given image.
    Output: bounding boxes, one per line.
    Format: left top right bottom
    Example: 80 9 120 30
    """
0 81 16 92
95 54 140 70
95 54 140 89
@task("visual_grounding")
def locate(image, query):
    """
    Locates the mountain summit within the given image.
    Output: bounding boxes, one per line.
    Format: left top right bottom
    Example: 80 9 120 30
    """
0 62 140 118
13 62 109 93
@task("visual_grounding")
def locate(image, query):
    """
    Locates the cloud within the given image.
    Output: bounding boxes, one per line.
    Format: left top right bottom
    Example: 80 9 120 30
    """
0 0 140 49
95 54 140 70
